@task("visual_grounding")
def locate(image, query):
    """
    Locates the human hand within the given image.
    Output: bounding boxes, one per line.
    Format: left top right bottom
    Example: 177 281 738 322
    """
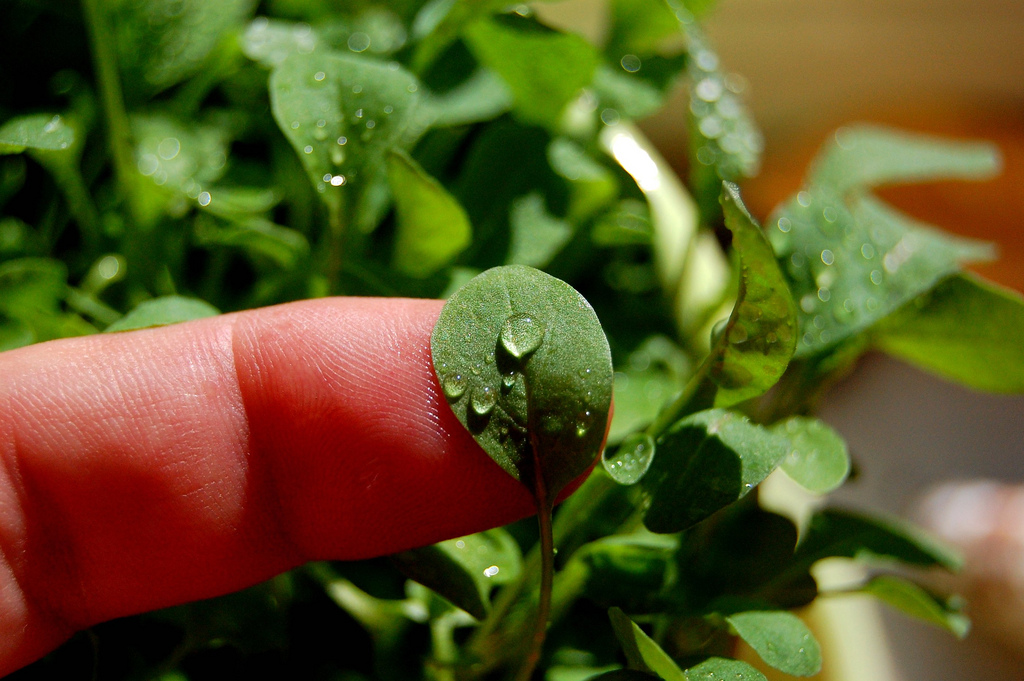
0 297 557 675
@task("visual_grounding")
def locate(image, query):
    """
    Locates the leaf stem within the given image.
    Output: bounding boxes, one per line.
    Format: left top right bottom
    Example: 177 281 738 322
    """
513 490 554 681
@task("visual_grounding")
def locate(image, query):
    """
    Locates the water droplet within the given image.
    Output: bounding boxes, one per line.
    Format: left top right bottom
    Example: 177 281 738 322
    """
797 191 812 207
500 313 545 360
330 174 345 186
290 120 300 129
823 206 838 223
603 433 655 485
337 136 348 145
777 217 792 233
820 249 835 265
695 77 723 102
383 105 394 114
471 386 496 415
348 32 371 53
485 352 494 364
502 371 516 389
483 565 499 578
861 243 876 259
817 287 831 302
800 294 817 313
354 108 364 118
366 120 376 129
620 54 641 73
352 84 363 94
303 145 313 154
870 269 883 285
197 191 211 206
314 71 326 81
728 324 748 344
442 373 466 399
322 173 332 182
470 364 481 376
157 137 180 160
407 83 418 93
455 540 465 549
600 108 620 126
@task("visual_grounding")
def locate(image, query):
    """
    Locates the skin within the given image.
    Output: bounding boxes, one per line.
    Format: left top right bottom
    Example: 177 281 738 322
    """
0 297 572 675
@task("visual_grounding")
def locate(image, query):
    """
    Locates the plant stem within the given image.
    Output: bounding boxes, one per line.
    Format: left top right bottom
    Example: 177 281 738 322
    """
81 0 135 213
513 493 554 681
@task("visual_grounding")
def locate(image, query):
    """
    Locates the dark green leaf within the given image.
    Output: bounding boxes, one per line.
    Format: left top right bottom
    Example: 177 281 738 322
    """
725 610 821 677
108 0 255 94
390 528 521 619
388 150 472 277
768 126 999 357
795 509 962 572
772 416 850 494
608 607 687 681
859 575 970 638
578 534 676 609
682 658 766 681
105 296 220 332
0 114 75 155
431 265 613 499
873 273 1024 393
710 183 798 407
507 193 573 269
644 409 789 533
464 16 600 129
269 50 427 229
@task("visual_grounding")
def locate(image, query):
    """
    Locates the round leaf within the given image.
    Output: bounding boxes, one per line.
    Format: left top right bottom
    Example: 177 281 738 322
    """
773 416 850 494
431 265 613 499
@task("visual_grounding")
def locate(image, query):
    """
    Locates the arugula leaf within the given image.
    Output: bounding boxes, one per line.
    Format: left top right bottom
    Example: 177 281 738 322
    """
873 273 1024 393
643 409 789 533
431 265 613 499
768 125 1000 357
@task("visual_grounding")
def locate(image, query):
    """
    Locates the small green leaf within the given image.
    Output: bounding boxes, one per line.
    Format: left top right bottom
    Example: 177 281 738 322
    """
579 534 677 609
431 265 613 499
390 528 521 620
0 258 92 345
795 508 962 572
507 193 573 269
607 335 690 442
194 214 310 270
603 432 657 485
769 126 999 357
269 50 427 228
464 16 600 129
0 114 75 155
548 138 618 223
772 416 850 494
725 610 821 677
643 409 789 533
105 296 220 332
425 68 513 127
859 575 970 638
608 607 687 681
388 150 472 277
873 273 1024 393
591 200 653 247
710 183 798 407
682 658 766 681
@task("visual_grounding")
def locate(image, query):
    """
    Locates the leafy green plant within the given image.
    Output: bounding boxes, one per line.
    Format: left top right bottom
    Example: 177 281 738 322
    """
3 0 1023 679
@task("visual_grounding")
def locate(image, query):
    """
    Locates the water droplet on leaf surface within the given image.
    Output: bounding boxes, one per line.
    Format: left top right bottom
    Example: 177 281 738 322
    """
471 386 497 415
500 313 545 360
442 373 466 400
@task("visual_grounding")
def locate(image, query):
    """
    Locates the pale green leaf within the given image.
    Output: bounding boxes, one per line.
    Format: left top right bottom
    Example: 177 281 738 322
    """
726 610 821 677
773 416 850 494
0 114 75 155
860 575 970 638
710 183 798 407
105 296 220 332
431 265 613 498
388 151 471 277
507 193 573 269
643 409 789 533
464 16 600 129
873 273 1024 393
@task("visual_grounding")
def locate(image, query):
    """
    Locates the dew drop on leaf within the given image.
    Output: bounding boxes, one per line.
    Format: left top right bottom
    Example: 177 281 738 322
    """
442 372 467 400
500 313 545 360
471 386 497 415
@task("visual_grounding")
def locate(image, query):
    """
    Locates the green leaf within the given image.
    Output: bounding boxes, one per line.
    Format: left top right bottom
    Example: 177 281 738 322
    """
710 183 798 407
0 258 92 346
794 509 962 572
464 16 600 129
507 193 573 269
194 214 310 270
768 125 999 357
859 575 970 638
548 137 619 223
725 610 821 677
682 658 766 681
643 409 789 533
588 670 658 681
431 265 613 499
772 416 850 494
608 607 687 681
425 68 513 127
873 273 1024 393
0 114 75 155
591 200 653 247
686 26 762 218
241 17 322 68
609 335 690 442
604 0 680 58
105 296 220 332
387 150 472 277
390 528 521 619
269 50 427 229
108 0 255 94
579 534 677 610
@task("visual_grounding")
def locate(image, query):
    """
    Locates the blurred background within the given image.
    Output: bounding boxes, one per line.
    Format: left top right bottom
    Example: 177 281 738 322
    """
665 1 1024 679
